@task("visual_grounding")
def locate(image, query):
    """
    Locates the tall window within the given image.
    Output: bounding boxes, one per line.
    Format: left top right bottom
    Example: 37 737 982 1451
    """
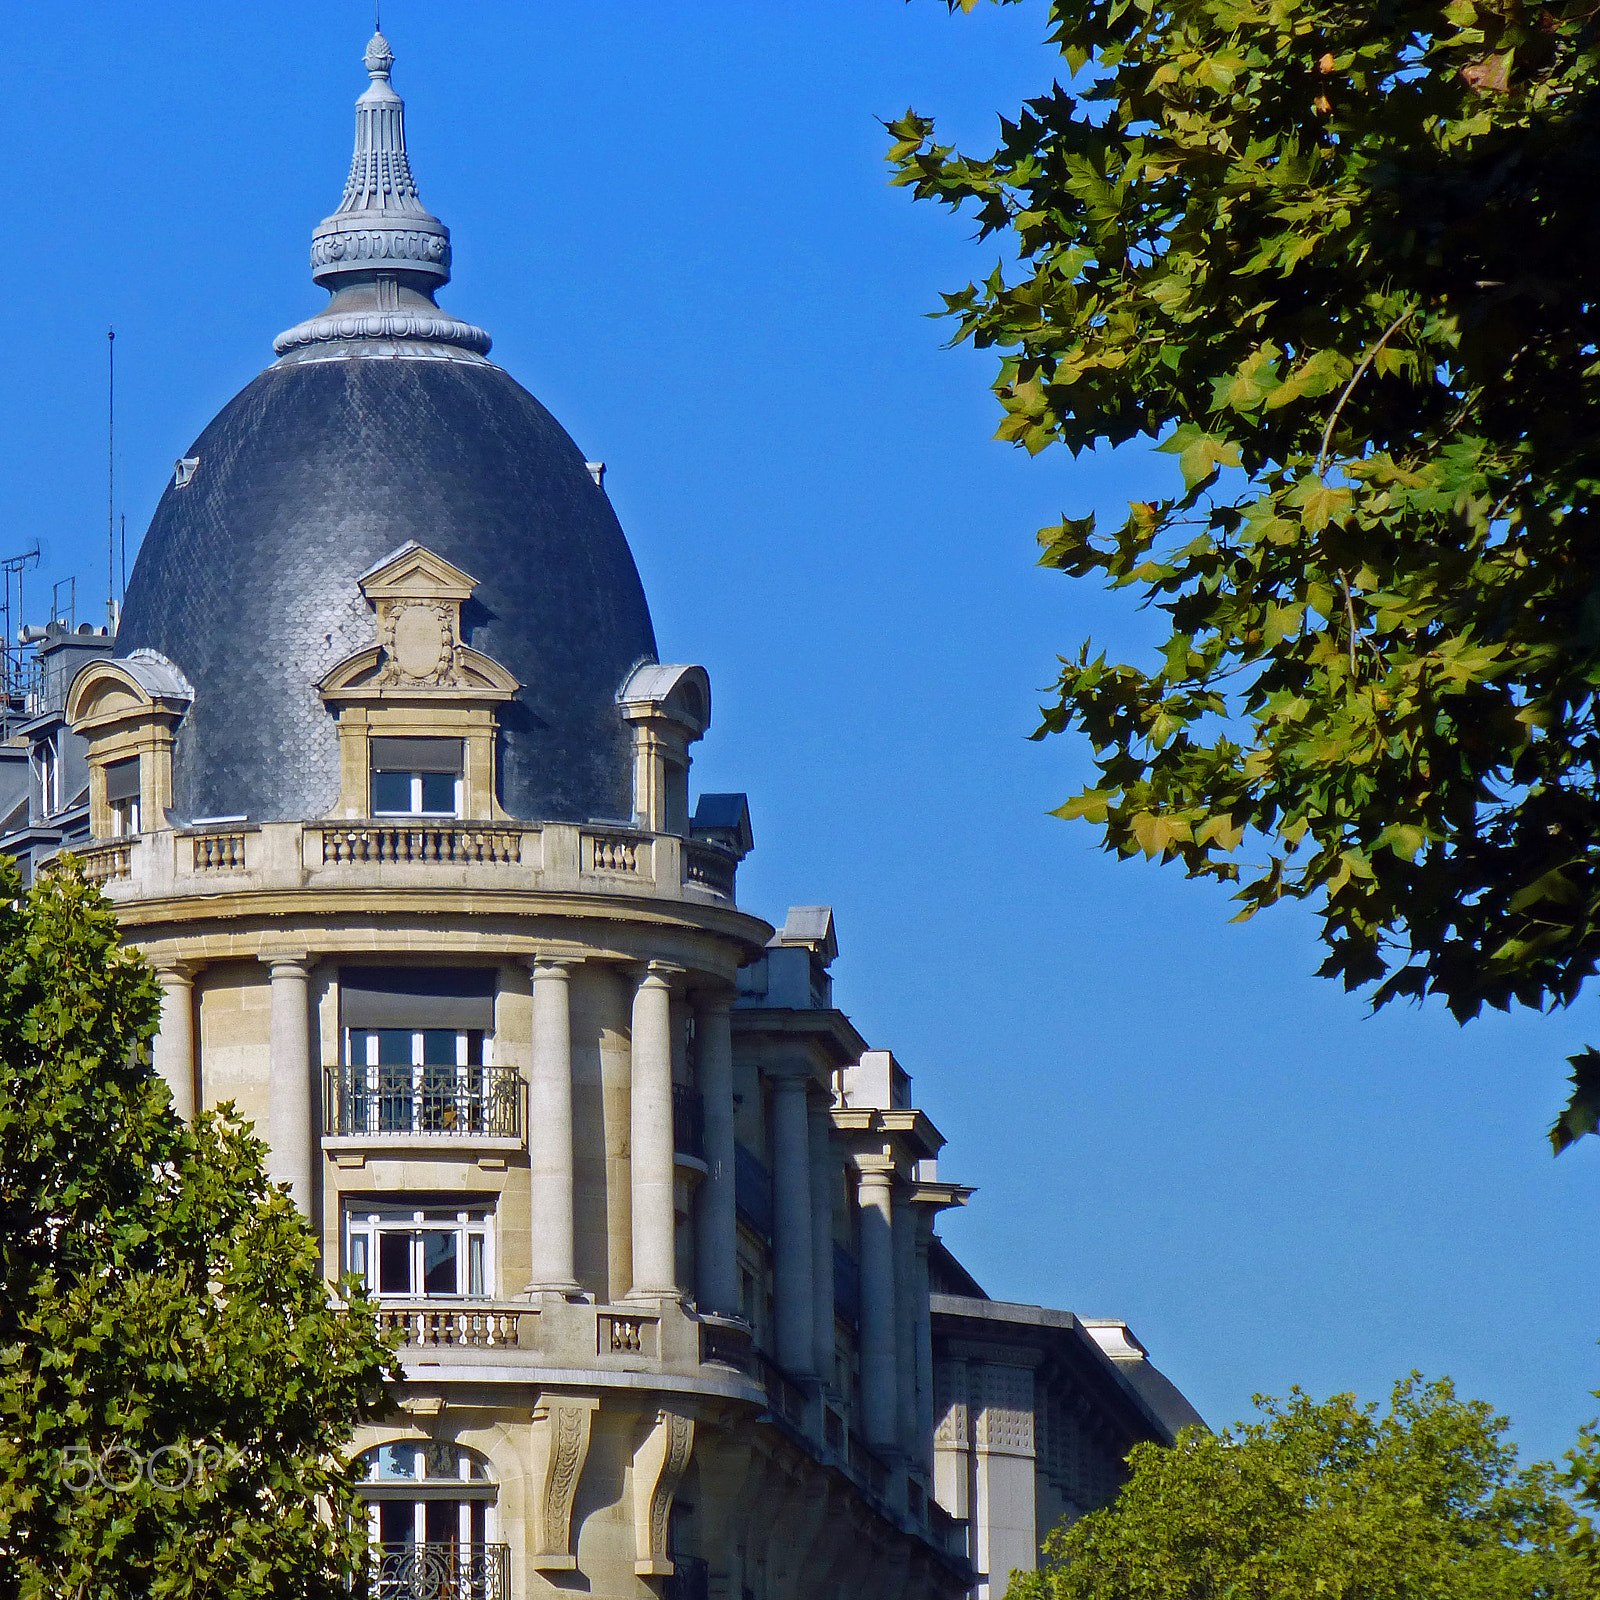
346 1202 494 1300
358 1443 502 1595
104 757 140 837
371 737 462 817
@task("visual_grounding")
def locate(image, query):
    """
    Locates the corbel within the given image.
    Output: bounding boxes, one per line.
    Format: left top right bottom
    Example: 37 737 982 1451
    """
632 1407 695 1576
528 1394 600 1571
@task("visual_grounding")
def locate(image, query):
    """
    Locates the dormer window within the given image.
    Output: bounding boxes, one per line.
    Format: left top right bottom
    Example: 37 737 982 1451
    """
105 757 141 837
371 737 462 817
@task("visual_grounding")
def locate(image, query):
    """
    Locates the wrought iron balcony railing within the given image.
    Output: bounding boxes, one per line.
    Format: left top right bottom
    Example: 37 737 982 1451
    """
366 1542 509 1600
663 1554 710 1600
324 1063 524 1140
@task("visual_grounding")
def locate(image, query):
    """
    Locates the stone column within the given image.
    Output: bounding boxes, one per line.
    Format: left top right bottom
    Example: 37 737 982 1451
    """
913 1209 936 1469
150 960 199 1121
694 993 739 1316
856 1159 898 1450
263 954 315 1220
893 1188 919 1454
527 956 582 1296
628 962 680 1300
770 1068 815 1377
807 1098 837 1387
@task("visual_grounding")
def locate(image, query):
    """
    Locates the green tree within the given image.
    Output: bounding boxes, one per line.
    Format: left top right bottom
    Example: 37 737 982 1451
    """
1008 1377 1592 1600
890 0 1600 1145
0 858 397 1600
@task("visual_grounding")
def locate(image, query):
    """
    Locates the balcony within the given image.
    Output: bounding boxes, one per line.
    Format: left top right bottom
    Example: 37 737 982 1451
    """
756 1352 809 1432
324 1063 524 1146
366 1542 508 1600
376 1303 530 1350
69 818 742 909
663 1555 710 1600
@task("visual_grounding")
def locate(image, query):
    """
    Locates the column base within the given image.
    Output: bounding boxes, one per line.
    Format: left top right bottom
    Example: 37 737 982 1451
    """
623 1285 685 1305
524 1281 588 1303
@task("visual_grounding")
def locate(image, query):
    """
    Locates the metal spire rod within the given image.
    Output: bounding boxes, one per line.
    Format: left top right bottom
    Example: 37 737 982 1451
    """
107 326 116 629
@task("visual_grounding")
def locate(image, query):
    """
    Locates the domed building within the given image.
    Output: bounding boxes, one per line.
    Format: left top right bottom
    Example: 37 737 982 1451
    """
1 32 1200 1600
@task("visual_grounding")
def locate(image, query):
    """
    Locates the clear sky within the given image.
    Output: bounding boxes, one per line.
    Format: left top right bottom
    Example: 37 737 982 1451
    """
4 0 1597 1465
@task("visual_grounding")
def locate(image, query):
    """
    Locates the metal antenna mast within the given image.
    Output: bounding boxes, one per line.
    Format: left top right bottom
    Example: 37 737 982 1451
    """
107 326 116 629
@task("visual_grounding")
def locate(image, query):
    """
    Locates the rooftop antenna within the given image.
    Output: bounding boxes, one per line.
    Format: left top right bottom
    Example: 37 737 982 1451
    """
107 326 116 630
0 544 40 732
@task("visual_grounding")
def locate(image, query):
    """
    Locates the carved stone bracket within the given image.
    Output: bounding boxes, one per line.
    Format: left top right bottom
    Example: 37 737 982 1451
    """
632 1408 695 1576
529 1395 600 1571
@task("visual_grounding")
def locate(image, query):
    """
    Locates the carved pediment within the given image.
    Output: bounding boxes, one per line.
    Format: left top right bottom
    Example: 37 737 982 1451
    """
318 642 518 699
319 541 520 699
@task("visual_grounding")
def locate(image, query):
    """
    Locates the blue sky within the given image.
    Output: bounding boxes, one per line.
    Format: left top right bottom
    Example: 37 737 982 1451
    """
5 1 1597 1463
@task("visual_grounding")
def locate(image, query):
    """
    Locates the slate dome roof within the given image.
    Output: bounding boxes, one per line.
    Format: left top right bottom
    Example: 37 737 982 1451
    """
113 33 658 827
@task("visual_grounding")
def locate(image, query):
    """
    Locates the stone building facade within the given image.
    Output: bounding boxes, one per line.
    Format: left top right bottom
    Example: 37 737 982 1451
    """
1 32 1200 1600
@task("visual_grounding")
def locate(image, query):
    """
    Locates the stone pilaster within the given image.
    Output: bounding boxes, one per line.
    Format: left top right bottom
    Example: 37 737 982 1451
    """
628 962 681 1299
855 1157 898 1450
771 1068 815 1378
694 992 739 1316
262 953 314 1219
150 959 200 1122
526 955 582 1296
808 1096 837 1387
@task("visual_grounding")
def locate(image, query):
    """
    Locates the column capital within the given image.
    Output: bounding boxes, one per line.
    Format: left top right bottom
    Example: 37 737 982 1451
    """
258 950 313 978
691 986 736 1016
638 960 684 990
148 957 202 986
854 1155 897 1192
527 952 583 977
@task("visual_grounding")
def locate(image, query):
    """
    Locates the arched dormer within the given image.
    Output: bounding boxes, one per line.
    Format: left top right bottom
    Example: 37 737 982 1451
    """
317 542 520 821
65 651 194 839
616 663 710 835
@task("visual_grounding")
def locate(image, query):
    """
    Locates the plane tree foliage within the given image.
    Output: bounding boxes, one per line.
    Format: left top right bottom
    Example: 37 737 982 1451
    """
0 858 397 1600
891 0 1600 1144
1006 1378 1597 1600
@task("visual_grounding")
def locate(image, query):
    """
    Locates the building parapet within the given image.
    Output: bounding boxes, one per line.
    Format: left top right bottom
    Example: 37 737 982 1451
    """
63 818 741 908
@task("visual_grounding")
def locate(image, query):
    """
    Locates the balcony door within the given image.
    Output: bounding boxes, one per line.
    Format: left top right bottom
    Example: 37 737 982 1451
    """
344 1027 489 1136
360 1443 505 1600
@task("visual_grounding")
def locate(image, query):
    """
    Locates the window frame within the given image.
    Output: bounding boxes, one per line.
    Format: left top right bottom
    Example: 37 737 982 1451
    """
345 1201 495 1302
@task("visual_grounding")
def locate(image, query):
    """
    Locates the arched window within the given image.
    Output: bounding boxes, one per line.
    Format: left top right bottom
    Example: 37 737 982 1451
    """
357 1443 505 1600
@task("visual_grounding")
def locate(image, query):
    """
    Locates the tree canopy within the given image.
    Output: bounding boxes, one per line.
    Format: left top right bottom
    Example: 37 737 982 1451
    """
1007 1377 1594 1600
0 859 396 1600
890 0 1600 1144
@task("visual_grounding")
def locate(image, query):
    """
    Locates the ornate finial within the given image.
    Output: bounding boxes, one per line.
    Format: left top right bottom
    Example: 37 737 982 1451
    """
363 31 395 80
273 30 491 358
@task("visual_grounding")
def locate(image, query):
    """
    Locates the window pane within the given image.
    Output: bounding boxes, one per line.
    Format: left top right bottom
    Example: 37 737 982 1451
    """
376 1030 413 1066
373 1445 418 1479
349 1234 367 1284
422 1231 458 1296
421 1030 457 1066
419 771 456 813
379 1230 412 1295
425 1499 457 1546
372 770 411 813
379 1500 415 1546
468 1234 484 1297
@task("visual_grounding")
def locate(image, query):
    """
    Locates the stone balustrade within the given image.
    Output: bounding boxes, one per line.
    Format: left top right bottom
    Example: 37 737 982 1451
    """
60 819 739 906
